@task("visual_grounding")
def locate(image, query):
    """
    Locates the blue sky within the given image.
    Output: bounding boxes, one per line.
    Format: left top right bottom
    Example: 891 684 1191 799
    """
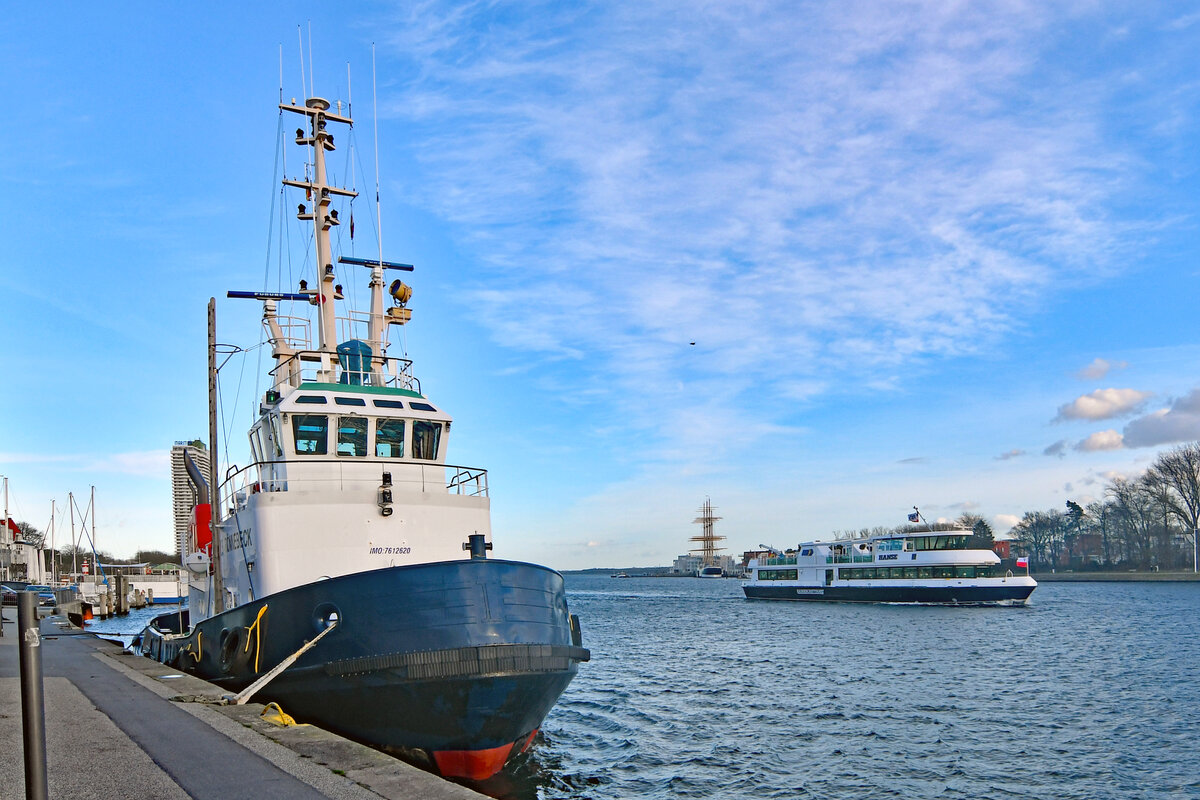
3 2 1199 568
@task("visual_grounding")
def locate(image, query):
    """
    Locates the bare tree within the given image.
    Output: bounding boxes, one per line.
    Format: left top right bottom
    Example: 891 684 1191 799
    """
15 521 45 549
1013 510 1064 567
1146 443 1200 542
1108 477 1157 567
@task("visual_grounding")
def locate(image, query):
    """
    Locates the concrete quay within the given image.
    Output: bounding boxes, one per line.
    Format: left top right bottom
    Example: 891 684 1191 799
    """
0 611 487 800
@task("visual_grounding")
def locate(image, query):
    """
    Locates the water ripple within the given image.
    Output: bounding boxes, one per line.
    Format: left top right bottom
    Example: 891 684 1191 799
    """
483 578 1200 799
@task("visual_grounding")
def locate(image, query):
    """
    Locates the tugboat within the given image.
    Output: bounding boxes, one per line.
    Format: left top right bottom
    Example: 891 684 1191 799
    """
138 73 588 781
743 527 1036 604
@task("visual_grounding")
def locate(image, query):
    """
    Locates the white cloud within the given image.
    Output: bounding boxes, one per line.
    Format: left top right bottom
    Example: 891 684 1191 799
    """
994 513 1020 531
0 450 168 478
383 1 1143 460
1076 357 1128 380
1076 429 1125 452
1122 388 1200 447
1054 388 1153 422
995 449 1025 460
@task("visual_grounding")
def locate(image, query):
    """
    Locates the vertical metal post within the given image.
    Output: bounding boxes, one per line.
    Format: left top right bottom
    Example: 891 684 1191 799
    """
18 592 48 800
208 298 225 613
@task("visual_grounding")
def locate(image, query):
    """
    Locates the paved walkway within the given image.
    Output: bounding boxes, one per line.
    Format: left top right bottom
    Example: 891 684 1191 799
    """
0 610 485 800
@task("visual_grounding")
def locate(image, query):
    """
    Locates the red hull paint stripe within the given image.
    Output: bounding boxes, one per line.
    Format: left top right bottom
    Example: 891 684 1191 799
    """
431 741 515 780
517 728 539 754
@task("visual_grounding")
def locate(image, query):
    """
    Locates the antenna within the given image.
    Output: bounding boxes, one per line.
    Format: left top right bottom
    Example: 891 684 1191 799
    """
307 20 314 97
372 42 383 267
297 26 306 100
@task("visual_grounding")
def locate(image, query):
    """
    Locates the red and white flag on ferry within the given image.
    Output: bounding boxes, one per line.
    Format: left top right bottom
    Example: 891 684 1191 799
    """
1016 557 1029 568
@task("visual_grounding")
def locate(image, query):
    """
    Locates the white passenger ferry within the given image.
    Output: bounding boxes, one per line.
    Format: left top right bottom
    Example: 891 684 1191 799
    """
743 528 1036 604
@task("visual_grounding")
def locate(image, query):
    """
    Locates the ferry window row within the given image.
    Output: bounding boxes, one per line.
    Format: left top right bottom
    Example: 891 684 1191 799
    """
909 536 972 551
842 565 994 580
264 415 443 460
757 569 798 581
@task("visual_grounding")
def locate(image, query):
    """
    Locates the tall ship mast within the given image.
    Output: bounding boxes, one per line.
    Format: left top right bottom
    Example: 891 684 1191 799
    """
139 61 589 782
690 497 726 577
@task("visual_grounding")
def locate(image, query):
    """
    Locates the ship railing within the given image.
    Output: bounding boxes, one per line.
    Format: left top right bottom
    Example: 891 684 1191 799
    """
218 460 488 508
268 350 419 394
759 556 798 567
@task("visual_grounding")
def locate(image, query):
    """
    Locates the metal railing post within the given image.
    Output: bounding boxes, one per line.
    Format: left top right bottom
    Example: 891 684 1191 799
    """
18 592 49 800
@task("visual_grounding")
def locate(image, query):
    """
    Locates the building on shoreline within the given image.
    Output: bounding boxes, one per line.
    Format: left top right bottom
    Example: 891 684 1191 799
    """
170 440 209 557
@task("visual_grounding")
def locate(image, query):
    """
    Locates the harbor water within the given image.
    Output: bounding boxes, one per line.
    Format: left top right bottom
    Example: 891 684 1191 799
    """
497 575 1200 799
71 579 1200 798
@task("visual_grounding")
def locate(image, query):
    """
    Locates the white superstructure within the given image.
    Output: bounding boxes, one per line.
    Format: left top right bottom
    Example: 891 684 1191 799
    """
184 96 490 621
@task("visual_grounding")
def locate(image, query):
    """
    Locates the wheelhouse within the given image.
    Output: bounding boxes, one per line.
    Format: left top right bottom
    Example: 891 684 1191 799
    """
248 387 451 465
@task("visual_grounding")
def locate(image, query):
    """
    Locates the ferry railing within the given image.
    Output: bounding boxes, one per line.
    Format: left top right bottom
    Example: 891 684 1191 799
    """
268 350 419 395
218 459 489 508
759 556 798 567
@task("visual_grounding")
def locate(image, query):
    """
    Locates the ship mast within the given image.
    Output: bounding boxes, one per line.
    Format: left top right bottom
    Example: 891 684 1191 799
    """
280 97 357 381
690 497 726 568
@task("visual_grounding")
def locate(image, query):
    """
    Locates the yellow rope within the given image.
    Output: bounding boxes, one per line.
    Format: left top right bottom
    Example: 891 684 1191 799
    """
186 630 203 662
244 605 269 672
260 702 301 727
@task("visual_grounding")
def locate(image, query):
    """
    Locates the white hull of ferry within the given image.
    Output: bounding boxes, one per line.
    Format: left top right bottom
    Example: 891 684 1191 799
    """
743 529 1037 605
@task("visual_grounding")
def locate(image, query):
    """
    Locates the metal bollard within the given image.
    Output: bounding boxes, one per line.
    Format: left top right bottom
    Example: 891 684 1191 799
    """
18 592 49 800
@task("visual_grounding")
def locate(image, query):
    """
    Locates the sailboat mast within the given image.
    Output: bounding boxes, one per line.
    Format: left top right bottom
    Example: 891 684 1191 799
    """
49 500 55 584
69 491 76 577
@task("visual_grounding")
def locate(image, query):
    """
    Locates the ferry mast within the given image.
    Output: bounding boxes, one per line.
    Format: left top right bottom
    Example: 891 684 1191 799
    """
690 497 726 568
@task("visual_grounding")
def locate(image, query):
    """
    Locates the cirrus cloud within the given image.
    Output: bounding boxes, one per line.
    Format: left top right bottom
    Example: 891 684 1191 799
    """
1076 357 1128 380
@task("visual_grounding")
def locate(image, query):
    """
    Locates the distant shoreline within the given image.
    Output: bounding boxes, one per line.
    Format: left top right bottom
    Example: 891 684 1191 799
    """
565 569 1200 583
1033 571 1200 582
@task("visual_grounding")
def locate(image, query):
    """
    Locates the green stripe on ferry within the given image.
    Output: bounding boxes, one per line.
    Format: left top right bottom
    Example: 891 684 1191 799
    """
298 382 424 398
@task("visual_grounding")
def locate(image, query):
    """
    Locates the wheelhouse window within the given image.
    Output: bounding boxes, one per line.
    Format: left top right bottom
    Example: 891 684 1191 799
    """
249 428 264 464
292 414 328 454
412 420 442 460
375 419 405 458
337 417 368 457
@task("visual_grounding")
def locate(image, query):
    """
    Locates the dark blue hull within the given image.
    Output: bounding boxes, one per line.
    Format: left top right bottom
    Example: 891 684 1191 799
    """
139 558 588 778
743 583 1035 604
